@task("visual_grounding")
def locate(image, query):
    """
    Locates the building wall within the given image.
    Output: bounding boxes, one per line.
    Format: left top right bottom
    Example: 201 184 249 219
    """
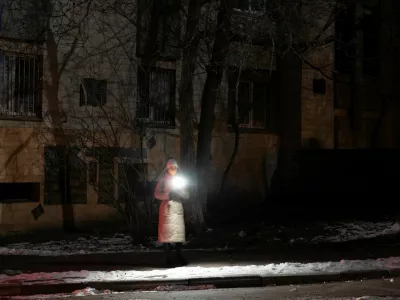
301 45 335 149
300 2 335 149
0 124 124 235
0 2 333 235
0 3 138 234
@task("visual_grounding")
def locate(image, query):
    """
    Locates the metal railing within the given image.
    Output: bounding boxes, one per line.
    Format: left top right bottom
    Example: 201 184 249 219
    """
0 52 42 118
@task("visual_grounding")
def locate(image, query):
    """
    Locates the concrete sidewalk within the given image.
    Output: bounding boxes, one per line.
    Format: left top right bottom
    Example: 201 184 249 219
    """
1 267 399 297
2 235 400 273
1 235 400 297
1 241 400 296
5 278 400 300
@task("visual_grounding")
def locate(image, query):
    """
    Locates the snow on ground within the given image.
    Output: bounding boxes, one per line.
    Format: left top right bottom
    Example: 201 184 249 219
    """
5 287 118 299
1 257 399 285
312 221 400 243
0 221 399 256
0 234 165 256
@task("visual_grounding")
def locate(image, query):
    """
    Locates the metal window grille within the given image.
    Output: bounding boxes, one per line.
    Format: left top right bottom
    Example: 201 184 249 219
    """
0 52 42 117
138 68 175 126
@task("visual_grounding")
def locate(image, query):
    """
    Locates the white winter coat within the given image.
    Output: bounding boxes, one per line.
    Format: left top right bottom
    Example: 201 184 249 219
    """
154 172 190 243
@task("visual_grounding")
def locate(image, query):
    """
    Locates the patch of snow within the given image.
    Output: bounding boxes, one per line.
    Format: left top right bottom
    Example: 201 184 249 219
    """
355 297 395 300
72 287 112 296
152 284 215 292
311 221 400 243
5 294 70 299
1 221 399 257
0 235 196 256
1 257 399 285
4 288 118 299
0 234 162 256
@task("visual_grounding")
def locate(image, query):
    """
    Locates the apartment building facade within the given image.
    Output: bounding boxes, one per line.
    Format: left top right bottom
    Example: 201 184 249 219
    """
0 0 335 234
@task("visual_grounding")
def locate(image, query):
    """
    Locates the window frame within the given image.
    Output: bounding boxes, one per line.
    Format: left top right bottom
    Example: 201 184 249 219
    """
136 0 181 60
137 67 176 127
228 68 277 133
44 146 88 205
235 79 267 129
116 160 148 203
0 50 43 120
79 78 108 107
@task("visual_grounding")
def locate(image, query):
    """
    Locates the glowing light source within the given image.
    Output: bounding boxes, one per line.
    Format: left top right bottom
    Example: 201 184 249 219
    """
170 176 188 190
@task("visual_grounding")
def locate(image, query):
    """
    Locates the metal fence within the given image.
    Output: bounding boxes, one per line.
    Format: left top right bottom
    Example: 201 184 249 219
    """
0 52 42 117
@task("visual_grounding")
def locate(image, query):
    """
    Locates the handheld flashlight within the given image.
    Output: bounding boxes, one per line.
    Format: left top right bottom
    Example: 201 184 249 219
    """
170 175 188 190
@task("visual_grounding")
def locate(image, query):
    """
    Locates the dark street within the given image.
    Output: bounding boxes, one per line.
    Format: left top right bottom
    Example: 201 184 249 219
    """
29 278 400 300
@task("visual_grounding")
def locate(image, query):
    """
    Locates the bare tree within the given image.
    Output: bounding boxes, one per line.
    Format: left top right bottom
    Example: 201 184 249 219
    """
0 0 348 237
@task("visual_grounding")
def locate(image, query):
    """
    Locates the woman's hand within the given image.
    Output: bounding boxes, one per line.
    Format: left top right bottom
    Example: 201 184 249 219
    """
169 191 179 200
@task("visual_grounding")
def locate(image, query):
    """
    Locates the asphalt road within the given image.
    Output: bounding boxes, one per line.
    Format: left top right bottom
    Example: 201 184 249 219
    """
53 278 400 300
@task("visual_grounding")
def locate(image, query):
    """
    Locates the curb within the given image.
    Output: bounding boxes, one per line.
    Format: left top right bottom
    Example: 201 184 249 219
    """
262 273 343 286
341 270 390 281
0 269 398 296
188 276 263 288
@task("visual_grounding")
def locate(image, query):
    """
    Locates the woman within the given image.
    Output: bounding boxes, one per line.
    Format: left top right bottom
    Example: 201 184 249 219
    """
154 159 190 266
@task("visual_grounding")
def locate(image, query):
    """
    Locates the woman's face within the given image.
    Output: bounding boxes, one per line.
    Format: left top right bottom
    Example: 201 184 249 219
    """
167 166 177 176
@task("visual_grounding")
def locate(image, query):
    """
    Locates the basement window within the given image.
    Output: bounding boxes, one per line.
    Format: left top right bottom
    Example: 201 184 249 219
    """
0 182 40 203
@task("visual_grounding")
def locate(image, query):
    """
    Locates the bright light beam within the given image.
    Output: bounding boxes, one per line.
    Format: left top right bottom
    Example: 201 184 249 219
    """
170 176 188 190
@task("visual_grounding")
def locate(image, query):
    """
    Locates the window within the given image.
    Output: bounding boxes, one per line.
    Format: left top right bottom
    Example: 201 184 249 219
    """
236 80 267 128
236 0 266 13
0 182 40 203
117 162 147 203
137 0 181 59
313 78 326 95
0 52 42 118
137 67 175 126
95 147 148 204
79 78 107 107
97 150 117 204
44 147 87 205
228 69 277 131
0 0 50 42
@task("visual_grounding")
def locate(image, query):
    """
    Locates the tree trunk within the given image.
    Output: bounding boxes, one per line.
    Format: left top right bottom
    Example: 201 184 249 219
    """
178 0 201 233
194 0 233 233
46 29 76 232
351 1 364 148
219 67 242 197
219 121 239 196
275 51 302 196
179 0 199 170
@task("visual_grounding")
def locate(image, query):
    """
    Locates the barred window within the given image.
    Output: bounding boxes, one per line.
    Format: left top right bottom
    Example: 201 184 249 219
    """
0 52 42 118
137 67 175 126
